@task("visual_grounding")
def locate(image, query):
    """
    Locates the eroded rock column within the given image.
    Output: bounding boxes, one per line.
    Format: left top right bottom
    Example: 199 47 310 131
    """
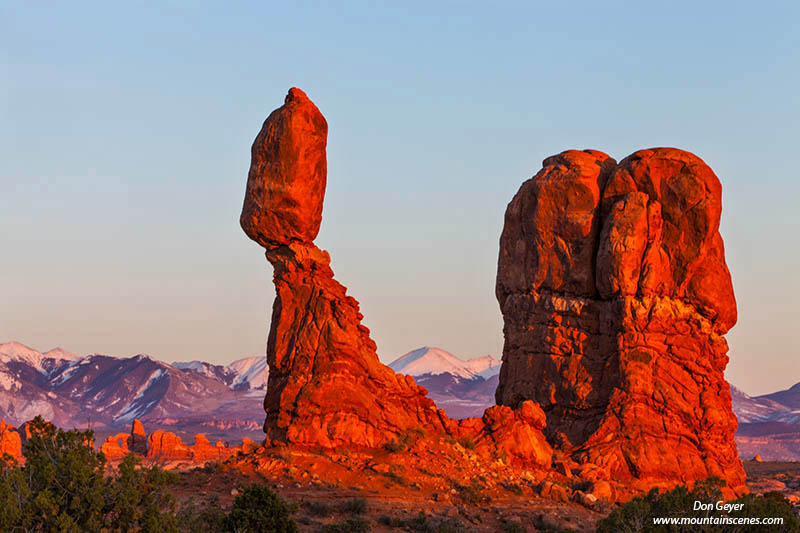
496 148 745 494
240 89 451 448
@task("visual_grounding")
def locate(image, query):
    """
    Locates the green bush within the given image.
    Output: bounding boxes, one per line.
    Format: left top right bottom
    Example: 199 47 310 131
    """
597 477 799 532
224 483 298 533
0 416 178 532
177 496 227 532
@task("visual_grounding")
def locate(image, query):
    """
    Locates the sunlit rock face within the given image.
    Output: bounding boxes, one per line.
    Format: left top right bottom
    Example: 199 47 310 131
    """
241 89 460 449
496 147 745 495
240 87 328 247
0 418 22 462
238 89 553 467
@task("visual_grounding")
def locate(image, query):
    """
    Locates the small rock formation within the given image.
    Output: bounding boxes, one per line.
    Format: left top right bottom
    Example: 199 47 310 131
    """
147 430 191 461
240 89 552 463
0 419 23 462
99 420 240 464
100 432 131 460
457 401 552 466
496 148 745 494
241 88 455 448
130 419 148 455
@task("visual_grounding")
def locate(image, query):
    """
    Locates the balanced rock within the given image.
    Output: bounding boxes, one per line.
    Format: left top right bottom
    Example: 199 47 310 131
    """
241 89 552 455
240 87 328 246
496 148 745 494
0 419 22 462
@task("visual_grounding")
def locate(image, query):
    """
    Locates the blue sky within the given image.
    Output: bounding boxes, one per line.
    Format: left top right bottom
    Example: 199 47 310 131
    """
2 2 798 394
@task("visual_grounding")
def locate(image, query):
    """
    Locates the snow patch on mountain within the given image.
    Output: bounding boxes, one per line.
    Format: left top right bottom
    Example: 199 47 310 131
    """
0 373 19 392
731 385 792 423
0 341 80 372
226 356 269 390
389 347 499 380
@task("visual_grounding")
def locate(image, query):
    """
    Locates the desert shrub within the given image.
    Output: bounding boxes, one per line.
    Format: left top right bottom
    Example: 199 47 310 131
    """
106 453 179 531
177 496 227 532
726 491 799 531
378 514 405 527
501 480 524 495
389 511 469 533
323 517 371 532
0 416 178 532
378 469 408 485
382 429 426 453
596 477 799 532
382 439 405 453
303 499 332 516
453 480 490 505
341 496 367 514
224 483 298 533
499 518 526 533
456 436 477 450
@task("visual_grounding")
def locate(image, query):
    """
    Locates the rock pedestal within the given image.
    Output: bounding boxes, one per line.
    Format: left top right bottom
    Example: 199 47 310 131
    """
241 89 462 448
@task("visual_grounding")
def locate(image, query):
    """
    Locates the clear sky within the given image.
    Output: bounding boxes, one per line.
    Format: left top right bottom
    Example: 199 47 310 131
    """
2 2 798 395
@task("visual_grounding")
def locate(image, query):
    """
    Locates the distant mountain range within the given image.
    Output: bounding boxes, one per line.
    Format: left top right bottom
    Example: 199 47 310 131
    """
731 384 800 461
3 340 799 460
0 341 268 443
389 347 501 419
389 347 500 380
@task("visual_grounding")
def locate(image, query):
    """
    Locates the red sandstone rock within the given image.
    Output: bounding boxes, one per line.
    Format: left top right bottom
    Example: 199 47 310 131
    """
0 419 22 463
188 434 223 462
240 87 328 246
600 148 736 332
100 420 243 464
469 401 552 466
497 150 616 301
147 430 191 461
496 147 745 495
100 432 131 461
262 242 449 447
241 89 552 456
129 418 148 455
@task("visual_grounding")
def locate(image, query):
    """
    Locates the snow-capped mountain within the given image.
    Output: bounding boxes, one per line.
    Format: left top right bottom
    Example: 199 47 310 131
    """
389 347 500 380
731 383 800 461
0 341 80 374
388 347 501 418
172 356 269 391
0 342 268 442
730 385 789 424
7 339 800 460
226 356 269 390
172 360 238 386
48 354 239 424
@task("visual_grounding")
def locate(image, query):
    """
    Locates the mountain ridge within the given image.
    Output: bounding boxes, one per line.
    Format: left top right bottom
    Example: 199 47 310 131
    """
4 340 800 460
